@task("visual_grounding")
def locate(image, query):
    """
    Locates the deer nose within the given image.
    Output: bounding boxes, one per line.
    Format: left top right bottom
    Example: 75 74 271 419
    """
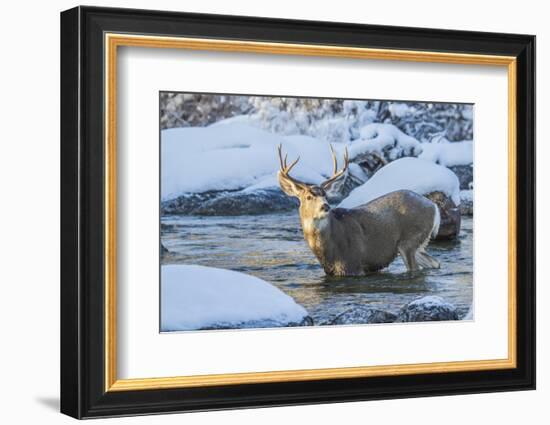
321 203 330 212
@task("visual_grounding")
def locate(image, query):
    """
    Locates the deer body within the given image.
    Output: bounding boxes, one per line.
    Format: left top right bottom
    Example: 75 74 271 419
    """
277 146 440 275
299 191 439 275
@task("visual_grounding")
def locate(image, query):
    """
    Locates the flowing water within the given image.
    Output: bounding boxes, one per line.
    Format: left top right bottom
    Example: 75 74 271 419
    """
161 212 473 325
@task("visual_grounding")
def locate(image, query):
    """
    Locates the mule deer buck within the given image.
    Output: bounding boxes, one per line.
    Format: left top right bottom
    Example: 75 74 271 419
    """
277 145 440 276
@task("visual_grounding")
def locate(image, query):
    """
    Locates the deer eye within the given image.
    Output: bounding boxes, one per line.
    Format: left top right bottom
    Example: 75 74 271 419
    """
306 195 313 201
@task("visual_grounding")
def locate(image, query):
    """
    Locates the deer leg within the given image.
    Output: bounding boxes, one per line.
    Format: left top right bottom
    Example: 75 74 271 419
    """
416 250 440 269
398 246 419 272
415 232 440 269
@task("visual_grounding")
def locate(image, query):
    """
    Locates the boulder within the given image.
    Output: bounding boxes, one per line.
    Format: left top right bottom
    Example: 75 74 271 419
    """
425 191 461 239
449 164 473 190
330 306 397 325
294 315 315 327
459 200 473 216
161 191 227 215
202 315 314 330
459 190 473 216
161 188 298 216
161 265 311 331
395 296 459 322
193 189 297 216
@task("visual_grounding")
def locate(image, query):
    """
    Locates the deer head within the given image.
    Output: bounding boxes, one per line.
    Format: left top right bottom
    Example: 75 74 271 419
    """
277 144 349 220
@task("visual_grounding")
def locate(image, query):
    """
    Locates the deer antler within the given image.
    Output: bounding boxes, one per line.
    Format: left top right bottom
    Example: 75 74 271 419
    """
277 144 301 174
321 144 349 190
277 144 307 187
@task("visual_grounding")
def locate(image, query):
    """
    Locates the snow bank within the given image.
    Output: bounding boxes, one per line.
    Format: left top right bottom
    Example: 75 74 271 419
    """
161 265 308 331
161 123 347 200
338 157 461 208
349 123 423 161
419 140 473 167
162 121 468 207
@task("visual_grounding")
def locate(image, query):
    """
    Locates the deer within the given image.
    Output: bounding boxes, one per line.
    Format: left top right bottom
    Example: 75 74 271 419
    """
277 145 441 276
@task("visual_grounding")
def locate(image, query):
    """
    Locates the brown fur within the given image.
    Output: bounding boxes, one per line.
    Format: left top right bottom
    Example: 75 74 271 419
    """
276 146 440 275
279 170 440 275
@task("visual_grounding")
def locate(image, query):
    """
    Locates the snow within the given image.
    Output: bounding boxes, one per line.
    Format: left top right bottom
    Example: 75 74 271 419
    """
338 157 461 208
419 140 473 167
460 189 473 203
161 265 308 331
408 295 454 309
161 122 348 200
162 121 467 207
349 123 423 161
388 102 415 118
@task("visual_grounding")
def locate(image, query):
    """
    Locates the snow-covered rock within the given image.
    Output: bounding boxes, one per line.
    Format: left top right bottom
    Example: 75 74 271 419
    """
419 140 473 167
419 140 473 190
449 165 474 190
161 191 230 215
463 305 474 320
161 121 469 218
161 123 347 201
395 296 459 322
192 188 298 216
161 188 298 216
330 306 396 325
161 265 310 331
349 123 423 162
388 103 416 119
338 157 461 209
459 190 474 216
161 94 473 144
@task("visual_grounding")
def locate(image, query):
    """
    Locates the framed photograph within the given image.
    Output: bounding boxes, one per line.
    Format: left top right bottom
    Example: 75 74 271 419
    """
60 6 535 419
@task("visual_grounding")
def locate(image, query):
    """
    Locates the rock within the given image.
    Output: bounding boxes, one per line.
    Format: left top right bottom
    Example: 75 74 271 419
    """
425 191 461 239
449 164 473 190
161 188 298 216
161 265 310 331
161 191 228 215
330 306 397 325
459 200 473 216
325 167 367 203
395 296 459 322
459 190 473 216
462 305 473 320
193 189 297 216
160 243 170 257
297 315 315 326
201 315 314 330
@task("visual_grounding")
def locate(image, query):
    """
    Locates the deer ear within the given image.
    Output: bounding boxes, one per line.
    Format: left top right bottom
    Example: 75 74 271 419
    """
321 144 350 198
321 173 347 197
278 172 305 198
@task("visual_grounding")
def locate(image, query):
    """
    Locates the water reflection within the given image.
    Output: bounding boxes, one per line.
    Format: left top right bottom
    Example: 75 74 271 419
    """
161 212 473 325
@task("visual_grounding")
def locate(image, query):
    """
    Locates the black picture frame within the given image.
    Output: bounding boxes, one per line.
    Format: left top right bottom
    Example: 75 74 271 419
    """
61 5 535 419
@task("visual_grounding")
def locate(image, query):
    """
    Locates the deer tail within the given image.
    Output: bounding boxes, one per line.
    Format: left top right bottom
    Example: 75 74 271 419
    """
431 204 441 239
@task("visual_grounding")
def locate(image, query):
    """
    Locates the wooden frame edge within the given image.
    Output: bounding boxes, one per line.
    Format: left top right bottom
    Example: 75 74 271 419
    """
108 358 516 391
103 33 518 393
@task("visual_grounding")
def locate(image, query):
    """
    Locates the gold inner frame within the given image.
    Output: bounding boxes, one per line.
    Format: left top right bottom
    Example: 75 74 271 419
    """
104 33 518 392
